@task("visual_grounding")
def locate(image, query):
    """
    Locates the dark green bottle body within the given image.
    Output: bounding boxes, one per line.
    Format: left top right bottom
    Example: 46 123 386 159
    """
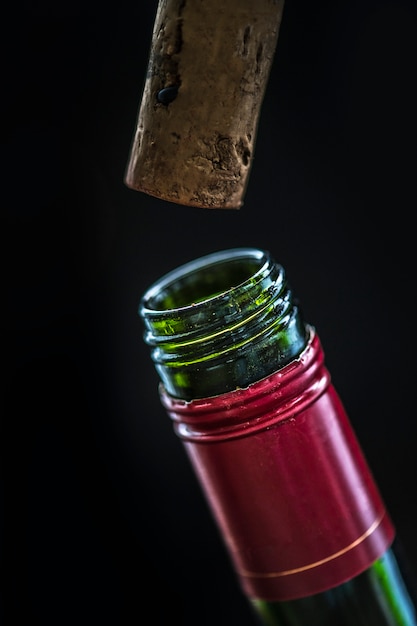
140 247 417 625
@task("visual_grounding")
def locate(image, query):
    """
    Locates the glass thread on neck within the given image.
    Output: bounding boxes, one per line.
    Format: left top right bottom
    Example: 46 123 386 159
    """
139 248 309 400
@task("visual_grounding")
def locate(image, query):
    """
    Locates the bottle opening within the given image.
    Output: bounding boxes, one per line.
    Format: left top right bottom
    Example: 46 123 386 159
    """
139 248 308 400
142 247 267 313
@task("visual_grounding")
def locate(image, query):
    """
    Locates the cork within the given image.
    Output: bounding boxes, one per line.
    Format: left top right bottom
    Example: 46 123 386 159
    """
125 0 285 209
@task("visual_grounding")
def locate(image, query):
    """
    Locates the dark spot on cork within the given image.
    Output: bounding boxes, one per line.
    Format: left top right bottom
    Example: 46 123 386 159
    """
242 26 251 56
157 85 179 105
237 138 251 166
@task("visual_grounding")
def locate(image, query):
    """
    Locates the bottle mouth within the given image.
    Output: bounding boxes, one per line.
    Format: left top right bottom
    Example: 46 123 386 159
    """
139 247 307 399
139 247 287 349
140 247 271 315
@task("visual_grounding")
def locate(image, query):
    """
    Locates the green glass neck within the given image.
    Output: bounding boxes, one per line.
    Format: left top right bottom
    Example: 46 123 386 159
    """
139 248 309 400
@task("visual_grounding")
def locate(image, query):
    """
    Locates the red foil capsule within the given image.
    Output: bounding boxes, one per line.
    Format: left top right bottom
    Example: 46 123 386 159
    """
160 329 395 602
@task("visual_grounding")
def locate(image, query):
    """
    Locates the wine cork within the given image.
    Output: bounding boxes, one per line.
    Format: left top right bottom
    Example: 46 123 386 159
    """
125 0 285 209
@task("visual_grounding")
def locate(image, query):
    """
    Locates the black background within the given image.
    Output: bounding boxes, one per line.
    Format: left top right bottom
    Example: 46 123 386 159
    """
4 1 417 624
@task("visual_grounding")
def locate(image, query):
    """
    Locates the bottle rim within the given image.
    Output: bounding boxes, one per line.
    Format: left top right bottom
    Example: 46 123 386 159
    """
139 247 271 317
138 247 307 399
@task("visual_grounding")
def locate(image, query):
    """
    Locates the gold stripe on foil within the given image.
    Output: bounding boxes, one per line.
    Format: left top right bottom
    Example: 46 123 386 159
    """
241 510 386 579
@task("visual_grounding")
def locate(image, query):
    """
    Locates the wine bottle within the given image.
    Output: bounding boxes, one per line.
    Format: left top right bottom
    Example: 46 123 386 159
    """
139 247 417 625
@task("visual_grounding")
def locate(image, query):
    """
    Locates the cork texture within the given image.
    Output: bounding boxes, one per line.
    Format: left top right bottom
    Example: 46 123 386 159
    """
125 0 285 209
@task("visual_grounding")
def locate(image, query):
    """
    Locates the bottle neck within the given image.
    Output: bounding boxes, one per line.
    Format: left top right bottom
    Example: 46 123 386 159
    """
139 248 309 400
